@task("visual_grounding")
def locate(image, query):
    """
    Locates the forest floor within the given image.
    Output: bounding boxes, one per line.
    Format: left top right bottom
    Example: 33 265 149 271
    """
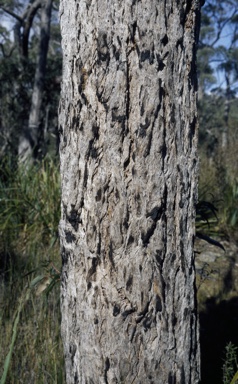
195 237 238 384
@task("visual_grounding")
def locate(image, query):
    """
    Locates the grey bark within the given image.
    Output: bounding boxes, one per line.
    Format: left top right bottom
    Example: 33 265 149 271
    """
18 0 52 161
59 0 201 383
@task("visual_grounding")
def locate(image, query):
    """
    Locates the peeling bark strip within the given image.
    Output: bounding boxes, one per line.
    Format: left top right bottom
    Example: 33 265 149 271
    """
59 0 201 383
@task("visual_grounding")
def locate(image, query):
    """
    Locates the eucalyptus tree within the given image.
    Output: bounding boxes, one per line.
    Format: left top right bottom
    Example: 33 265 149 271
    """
198 0 238 148
59 0 201 382
0 0 61 161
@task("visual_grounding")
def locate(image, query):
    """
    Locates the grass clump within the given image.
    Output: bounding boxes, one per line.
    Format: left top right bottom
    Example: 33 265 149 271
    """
223 342 238 384
0 156 65 384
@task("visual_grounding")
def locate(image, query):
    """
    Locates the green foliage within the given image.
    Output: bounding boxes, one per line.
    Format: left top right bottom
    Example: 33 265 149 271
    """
198 0 238 96
0 157 64 383
198 148 238 239
223 342 238 384
0 288 30 384
196 199 225 251
0 156 60 252
0 0 62 158
222 182 238 228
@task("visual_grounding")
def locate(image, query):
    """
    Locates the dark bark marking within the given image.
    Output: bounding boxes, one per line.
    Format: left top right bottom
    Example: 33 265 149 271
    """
123 140 132 169
125 48 130 137
113 303 121 316
159 79 165 102
67 207 81 231
58 124 63 137
86 257 99 282
116 36 121 47
77 88 88 106
172 313 177 327
143 130 153 157
131 20 137 44
170 253 176 263
112 110 126 124
180 239 185 272
74 372 78 384
126 274 133 292
155 294 162 312
161 34 168 46
189 116 196 147
129 325 136 342
155 249 164 268
127 235 134 245
70 342 76 356
97 32 110 64
97 232 101 255
135 301 150 323
112 43 120 61
87 138 98 159
95 90 109 112
140 49 150 63
138 117 150 138
61 246 70 265
123 206 129 229
168 372 176 384
142 312 153 331
142 203 165 247
115 188 119 199
85 0 92 10
183 307 189 319
140 102 145 117
104 357 110 384
141 222 156 247
108 240 115 267
180 366 186 384
121 308 136 319
83 163 88 188
96 188 102 201
146 206 163 221
158 59 165 72
92 123 99 139
176 36 183 50
65 231 76 243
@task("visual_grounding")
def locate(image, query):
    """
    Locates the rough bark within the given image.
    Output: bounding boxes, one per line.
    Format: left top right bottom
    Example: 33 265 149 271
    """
59 0 201 383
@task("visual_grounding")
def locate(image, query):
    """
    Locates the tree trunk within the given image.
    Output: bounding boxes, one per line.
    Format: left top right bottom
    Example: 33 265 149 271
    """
18 0 52 161
59 0 201 382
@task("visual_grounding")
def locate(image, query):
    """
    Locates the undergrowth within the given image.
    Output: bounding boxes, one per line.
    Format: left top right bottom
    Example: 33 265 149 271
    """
0 156 64 384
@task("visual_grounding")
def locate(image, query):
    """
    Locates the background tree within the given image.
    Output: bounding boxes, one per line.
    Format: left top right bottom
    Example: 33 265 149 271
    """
197 0 238 151
59 0 201 382
0 0 61 161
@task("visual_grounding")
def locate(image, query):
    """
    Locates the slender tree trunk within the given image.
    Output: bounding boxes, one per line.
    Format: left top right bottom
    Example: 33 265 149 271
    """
222 73 231 149
18 0 52 161
59 0 201 382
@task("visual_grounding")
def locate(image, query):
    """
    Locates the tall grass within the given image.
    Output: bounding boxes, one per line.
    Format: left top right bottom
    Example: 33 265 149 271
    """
0 157 65 383
198 151 238 239
223 342 238 384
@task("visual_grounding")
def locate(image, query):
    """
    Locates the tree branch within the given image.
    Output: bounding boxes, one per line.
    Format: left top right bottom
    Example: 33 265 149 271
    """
0 6 22 22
